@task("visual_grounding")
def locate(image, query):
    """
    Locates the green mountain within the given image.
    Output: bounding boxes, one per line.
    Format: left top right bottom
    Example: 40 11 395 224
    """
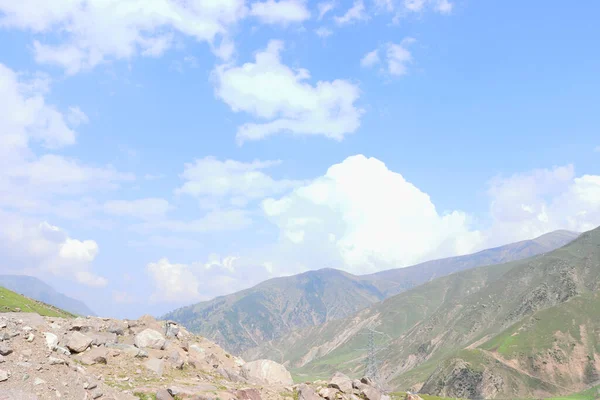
0 285 75 318
165 230 578 355
0 275 95 316
249 227 600 399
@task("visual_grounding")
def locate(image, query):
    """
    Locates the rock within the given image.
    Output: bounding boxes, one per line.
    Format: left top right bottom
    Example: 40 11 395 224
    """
89 332 117 346
360 386 382 400
84 381 98 390
26 333 34 342
318 388 339 400
235 389 262 400
403 395 423 400
91 391 103 399
361 377 374 386
55 346 71 356
0 318 6 329
77 347 108 366
0 369 9 381
44 332 59 350
0 343 12 356
134 329 166 350
169 351 184 370
216 367 247 383
144 358 165 376
21 349 33 357
298 384 321 400
34 377 46 385
329 372 353 393
48 357 66 365
165 322 179 338
108 321 126 336
240 359 293 385
156 389 175 400
66 332 93 353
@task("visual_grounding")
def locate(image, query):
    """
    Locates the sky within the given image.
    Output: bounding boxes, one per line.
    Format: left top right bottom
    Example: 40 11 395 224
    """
0 0 599 318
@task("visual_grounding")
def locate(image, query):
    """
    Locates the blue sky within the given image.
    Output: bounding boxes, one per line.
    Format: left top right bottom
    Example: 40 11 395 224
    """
0 0 598 318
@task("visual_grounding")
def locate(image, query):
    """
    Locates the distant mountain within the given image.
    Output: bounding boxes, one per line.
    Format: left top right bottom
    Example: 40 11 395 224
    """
249 227 600 398
0 275 95 317
165 230 579 355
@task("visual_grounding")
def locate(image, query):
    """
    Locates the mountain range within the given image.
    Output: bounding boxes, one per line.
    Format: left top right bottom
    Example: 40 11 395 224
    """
164 230 579 355
247 226 600 398
0 274 96 317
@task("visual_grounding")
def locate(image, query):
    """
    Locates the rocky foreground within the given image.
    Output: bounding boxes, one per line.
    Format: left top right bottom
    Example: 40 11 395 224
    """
0 313 401 400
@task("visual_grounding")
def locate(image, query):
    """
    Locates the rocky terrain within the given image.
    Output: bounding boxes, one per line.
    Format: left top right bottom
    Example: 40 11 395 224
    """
164 231 578 355
0 310 399 400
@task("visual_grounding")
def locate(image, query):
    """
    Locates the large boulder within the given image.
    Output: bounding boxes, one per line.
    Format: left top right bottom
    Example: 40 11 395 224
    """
77 347 109 365
44 332 58 350
329 372 353 393
235 389 262 400
135 329 166 350
156 389 174 400
297 384 321 400
240 359 293 385
144 358 165 376
66 331 93 353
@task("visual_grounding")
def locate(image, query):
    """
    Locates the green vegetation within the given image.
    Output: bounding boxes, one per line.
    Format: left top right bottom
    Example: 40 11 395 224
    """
391 392 465 400
0 286 75 318
545 384 600 400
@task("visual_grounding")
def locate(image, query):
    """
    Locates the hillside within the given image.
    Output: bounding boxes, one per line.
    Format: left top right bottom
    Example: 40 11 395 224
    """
164 230 578 355
0 285 75 318
0 274 96 316
248 226 600 398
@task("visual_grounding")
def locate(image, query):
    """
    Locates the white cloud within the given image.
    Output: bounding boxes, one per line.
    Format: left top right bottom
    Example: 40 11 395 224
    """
361 39 415 76
147 258 201 303
315 27 333 37
402 0 452 13
360 49 380 68
213 40 363 143
486 165 600 246
0 0 248 74
435 0 453 13
0 211 107 287
317 1 336 20
262 155 483 273
250 0 310 25
334 0 368 25
176 156 301 207
104 198 171 220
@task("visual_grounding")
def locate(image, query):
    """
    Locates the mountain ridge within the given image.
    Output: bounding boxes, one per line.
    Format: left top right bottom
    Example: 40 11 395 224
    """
164 230 579 355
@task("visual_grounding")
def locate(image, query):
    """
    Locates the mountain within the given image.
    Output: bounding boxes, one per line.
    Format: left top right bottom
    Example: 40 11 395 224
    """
248 226 600 399
0 285 75 318
0 274 96 316
164 230 578 355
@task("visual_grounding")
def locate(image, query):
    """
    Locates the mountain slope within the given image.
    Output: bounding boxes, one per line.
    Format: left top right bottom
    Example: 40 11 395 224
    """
0 285 75 318
0 274 95 316
165 230 578 355
249 226 600 398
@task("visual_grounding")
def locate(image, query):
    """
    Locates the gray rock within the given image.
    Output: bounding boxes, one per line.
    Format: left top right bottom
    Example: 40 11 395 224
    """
0 343 12 356
44 332 58 350
165 322 179 338
144 358 165 376
108 322 126 336
34 377 46 385
55 346 71 356
329 372 353 393
66 332 93 353
298 384 321 400
318 388 339 400
77 347 108 366
360 386 382 400
156 389 174 400
0 369 9 381
91 391 103 399
134 329 166 350
48 357 66 365
240 359 293 385
169 351 184 370
235 388 261 400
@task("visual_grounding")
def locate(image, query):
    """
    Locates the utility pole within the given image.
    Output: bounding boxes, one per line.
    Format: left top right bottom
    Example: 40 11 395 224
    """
357 326 391 386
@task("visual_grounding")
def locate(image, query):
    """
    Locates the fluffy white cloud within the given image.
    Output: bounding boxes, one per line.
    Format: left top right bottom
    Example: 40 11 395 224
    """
176 156 301 207
486 165 600 246
317 1 336 20
104 198 171 220
360 49 380 68
0 211 107 286
403 0 452 13
249 0 310 25
147 258 201 303
262 155 483 273
0 0 247 74
334 0 368 25
213 40 363 143
361 39 415 76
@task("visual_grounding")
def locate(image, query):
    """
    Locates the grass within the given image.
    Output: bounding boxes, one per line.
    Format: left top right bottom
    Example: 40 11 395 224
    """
391 392 465 400
0 286 75 318
545 384 600 400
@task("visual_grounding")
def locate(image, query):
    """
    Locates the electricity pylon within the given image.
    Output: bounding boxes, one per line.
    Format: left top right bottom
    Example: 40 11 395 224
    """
357 326 391 386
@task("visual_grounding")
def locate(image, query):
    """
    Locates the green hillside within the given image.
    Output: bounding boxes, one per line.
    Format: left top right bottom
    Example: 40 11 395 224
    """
0 286 76 318
250 226 600 399
165 230 577 355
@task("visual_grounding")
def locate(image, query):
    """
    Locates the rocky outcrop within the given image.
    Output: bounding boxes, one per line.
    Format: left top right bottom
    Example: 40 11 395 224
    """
134 328 166 350
241 359 294 385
